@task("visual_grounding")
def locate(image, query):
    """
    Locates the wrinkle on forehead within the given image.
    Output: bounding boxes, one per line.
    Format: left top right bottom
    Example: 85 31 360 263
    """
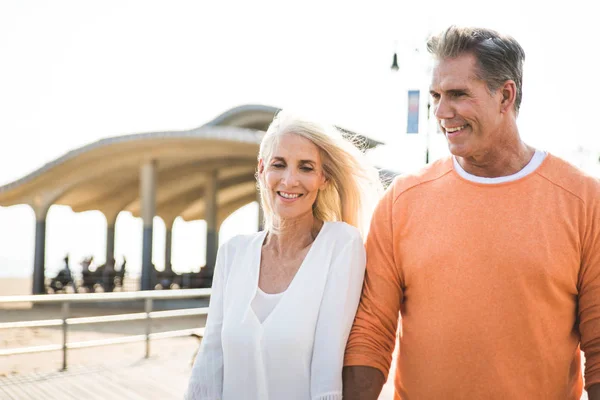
270 133 322 164
430 54 482 91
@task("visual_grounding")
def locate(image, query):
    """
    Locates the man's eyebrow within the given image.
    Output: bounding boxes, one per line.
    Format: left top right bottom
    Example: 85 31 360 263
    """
429 88 468 95
447 88 468 94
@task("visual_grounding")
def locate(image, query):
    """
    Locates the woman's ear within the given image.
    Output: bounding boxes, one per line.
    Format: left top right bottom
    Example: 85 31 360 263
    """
257 159 265 174
319 177 328 191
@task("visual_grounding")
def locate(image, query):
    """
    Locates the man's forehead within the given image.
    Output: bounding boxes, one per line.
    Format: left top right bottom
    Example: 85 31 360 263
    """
430 55 480 89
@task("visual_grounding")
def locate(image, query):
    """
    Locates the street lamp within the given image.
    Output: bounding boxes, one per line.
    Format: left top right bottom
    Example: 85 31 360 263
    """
391 52 399 71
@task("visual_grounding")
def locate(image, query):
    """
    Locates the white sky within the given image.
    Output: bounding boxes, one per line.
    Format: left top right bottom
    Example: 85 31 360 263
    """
1 0 599 278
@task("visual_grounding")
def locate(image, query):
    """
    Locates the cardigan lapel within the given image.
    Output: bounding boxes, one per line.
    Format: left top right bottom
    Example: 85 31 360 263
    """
248 223 332 327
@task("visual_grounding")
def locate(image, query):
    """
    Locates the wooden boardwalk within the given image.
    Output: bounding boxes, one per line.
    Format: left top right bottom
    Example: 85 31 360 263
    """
0 341 588 400
0 349 192 399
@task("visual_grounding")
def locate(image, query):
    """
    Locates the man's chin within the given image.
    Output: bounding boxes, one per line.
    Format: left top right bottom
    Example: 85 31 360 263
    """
447 144 471 159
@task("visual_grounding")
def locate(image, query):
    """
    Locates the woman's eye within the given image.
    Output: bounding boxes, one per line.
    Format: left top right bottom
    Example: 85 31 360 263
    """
300 166 314 172
272 163 285 169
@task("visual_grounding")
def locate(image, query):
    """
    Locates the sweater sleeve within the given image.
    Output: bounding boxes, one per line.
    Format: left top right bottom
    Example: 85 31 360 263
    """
579 189 600 390
185 241 229 400
344 182 403 380
310 231 366 400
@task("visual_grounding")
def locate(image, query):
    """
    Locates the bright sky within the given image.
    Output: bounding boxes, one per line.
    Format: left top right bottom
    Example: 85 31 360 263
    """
1 0 598 278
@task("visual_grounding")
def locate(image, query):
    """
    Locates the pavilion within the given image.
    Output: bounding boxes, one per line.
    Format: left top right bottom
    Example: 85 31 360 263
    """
0 105 385 294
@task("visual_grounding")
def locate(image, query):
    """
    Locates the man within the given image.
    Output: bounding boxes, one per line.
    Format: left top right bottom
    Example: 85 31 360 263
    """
343 26 600 399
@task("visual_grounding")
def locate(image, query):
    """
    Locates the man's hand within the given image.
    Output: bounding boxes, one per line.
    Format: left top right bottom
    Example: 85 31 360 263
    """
342 366 386 400
588 383 600 400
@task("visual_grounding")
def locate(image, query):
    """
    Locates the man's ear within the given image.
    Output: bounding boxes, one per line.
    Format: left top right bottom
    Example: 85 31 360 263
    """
500 80 517 113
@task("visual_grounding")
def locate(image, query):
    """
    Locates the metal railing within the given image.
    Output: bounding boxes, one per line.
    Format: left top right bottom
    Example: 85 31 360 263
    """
0 289 210 370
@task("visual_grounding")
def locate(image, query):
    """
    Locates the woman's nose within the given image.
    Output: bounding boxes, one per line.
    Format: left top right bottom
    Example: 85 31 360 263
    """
280 168 298 186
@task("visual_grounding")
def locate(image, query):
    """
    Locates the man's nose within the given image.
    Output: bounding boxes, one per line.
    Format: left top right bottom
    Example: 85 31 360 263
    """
434 97 454 120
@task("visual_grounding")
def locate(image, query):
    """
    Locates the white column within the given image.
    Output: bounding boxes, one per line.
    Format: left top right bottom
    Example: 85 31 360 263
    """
32 203 50 294
140 160 157 290
204 170 218 277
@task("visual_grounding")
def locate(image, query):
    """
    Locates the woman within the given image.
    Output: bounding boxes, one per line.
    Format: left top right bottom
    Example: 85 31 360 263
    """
185 110 383 400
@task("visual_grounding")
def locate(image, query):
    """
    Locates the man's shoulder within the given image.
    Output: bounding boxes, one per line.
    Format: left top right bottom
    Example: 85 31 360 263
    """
389 156 454 200
537 154 600 201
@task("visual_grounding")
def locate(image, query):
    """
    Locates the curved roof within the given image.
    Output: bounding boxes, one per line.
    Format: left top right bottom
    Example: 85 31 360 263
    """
0 105 383 226
203 104 383 149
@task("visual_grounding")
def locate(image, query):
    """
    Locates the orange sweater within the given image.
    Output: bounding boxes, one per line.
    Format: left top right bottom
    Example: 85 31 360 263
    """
345 155 600 399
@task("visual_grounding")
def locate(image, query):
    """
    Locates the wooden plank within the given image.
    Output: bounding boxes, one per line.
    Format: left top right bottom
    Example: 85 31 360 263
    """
67 371 133 400
104 365 176 399
95 369 158 400
61 371 125 400
0 375 34 400
0 381 23 400
0 385 15 400
17 372 60 400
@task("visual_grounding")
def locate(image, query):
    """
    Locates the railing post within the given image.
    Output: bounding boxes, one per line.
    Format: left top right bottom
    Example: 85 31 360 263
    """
145 298 153 358
61 301 69 371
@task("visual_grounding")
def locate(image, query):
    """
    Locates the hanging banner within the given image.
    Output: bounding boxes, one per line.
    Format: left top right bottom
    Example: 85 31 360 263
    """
407 90 420 134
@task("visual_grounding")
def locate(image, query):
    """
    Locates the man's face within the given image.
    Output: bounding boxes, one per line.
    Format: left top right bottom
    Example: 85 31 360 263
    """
429 53 505 160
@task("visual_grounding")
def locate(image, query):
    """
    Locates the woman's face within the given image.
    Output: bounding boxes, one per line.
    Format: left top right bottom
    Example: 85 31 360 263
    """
259 133 327 221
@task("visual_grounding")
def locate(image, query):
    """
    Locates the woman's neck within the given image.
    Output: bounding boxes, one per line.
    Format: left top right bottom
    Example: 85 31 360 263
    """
265 212 323 257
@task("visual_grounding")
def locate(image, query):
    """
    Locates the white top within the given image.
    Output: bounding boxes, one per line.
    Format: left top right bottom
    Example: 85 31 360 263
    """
251 287 285 323
453 149 547 184
185 221 366 400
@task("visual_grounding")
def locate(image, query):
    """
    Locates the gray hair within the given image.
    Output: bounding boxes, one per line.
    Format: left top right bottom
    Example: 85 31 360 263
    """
427 26 526 113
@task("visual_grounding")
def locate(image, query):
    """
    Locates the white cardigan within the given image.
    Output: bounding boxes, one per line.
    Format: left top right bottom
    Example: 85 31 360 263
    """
185 221 366 400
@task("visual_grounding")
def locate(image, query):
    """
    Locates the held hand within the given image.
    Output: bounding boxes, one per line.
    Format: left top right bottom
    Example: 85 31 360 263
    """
342 366 386 400
588 384 600 400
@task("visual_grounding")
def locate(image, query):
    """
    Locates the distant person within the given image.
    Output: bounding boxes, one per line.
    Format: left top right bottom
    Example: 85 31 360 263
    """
61 255 72 279
185 110 383 399
80 256 95 292
342 26 600 400
50 254 74 292
116 256 127 288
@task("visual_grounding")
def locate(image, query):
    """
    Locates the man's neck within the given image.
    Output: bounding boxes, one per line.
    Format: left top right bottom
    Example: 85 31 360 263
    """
457 141 536 178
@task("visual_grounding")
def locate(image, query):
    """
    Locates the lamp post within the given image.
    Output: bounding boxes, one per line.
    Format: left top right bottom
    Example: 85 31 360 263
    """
391 52 399 71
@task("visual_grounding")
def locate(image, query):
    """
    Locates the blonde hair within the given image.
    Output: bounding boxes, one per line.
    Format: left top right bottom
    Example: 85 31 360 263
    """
256 110 383 238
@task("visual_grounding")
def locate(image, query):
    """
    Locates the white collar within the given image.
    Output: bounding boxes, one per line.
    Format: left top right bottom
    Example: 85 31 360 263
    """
453 150 547 184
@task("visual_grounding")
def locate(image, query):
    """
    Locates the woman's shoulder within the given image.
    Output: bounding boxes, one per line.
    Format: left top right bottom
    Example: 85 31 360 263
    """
220 231 265 253
322 221 363 244
320 223 366 271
